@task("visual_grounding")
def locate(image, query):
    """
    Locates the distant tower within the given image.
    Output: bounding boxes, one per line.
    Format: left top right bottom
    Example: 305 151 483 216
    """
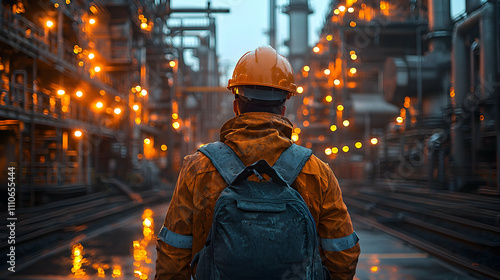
283 0 312 72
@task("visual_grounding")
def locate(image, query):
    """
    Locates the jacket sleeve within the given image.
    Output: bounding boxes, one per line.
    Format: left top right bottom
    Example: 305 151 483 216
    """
318 170 360 280
155 159 195 280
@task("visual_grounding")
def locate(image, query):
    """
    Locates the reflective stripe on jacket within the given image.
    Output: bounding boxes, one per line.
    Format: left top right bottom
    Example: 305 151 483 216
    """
155 112 360 280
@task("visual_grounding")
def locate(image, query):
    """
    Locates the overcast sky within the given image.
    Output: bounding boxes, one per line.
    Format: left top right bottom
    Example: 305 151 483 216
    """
170 0 466 83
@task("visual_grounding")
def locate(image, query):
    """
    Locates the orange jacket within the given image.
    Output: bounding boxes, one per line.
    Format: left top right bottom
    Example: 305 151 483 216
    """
155 112 360 280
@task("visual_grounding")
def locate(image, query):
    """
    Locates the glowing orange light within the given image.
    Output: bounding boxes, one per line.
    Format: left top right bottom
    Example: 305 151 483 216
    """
74 130 82 137
135 117 141 125
115 96 121 102
112 265 122 278
114 108 121 115
94 66 101 72
161 144 168 151
297 86 304 94
46 20 54 28
350 21 357 27
76 91 83 97
291 133 299 142
143 218 152 227
71 243 86 277
78 61 84 66
294 127 301 134
371 137 378 145
133 104 139 111
88 53 95 59
89 18 96 25
326 95 333 103
57 89 65 96
141 22 148 29
370 266 379 273
303 120 310 127
480 115 484 121
96 102 103 108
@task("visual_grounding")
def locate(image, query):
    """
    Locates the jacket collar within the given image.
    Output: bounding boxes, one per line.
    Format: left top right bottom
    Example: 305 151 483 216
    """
219 112 294 165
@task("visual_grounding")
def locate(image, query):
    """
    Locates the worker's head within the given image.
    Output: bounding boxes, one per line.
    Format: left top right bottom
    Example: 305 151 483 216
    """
227 46 297 116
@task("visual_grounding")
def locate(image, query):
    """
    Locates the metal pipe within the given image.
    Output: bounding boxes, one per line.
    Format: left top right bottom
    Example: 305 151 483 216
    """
451 3 495 189
470 40 479 175
479 5 495 101
269 0 276 48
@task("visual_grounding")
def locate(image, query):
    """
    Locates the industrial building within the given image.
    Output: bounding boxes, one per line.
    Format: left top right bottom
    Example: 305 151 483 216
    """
0 0 230 206
292 0 499 193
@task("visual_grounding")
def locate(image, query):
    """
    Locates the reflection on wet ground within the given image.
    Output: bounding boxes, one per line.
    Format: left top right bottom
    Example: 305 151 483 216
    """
8 202 480 280
8 203 169 280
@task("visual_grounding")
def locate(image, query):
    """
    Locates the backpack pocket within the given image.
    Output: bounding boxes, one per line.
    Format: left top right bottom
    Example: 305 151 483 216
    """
237 200 286 212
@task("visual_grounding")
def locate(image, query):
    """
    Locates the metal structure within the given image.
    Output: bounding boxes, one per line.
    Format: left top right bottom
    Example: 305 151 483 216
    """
0 0 227 207
290 0 499 193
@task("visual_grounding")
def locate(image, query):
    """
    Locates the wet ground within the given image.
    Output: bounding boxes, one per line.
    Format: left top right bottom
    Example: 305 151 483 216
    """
353 220 479 280
6 203 169 280
5 202 480 280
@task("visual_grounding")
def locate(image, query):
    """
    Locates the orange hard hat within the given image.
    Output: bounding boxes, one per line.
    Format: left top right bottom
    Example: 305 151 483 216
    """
227 45 297 99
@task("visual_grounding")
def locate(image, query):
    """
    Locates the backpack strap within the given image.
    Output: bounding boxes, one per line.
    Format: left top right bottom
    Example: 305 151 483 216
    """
198 141 246 185
273 144 313 186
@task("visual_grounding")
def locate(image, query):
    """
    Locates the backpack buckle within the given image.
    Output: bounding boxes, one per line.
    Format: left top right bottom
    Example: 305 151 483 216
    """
252 168 264 181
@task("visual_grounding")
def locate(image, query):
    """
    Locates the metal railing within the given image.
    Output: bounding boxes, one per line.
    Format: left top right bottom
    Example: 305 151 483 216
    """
0 81 121 131
0 5 125 95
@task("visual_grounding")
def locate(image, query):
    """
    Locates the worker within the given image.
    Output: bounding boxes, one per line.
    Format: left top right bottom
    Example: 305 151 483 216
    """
155 45 360 280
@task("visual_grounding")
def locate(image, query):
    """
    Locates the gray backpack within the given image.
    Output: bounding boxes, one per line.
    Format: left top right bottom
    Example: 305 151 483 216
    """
192 142 328 280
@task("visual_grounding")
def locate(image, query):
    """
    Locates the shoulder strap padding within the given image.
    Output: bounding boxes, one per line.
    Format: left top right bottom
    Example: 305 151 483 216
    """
198 141 246 185
273 144 313 186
